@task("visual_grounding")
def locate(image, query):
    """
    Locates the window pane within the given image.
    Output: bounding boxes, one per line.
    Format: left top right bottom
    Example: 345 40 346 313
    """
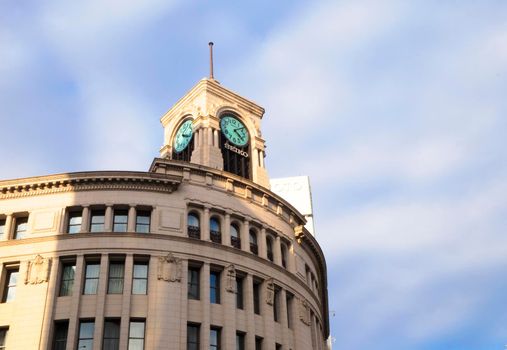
84 264 100 295
60 264 75 296
210 218 220 232
108 263 125 294
133 264 148 278
129 321 145 338
230 224 238 238
128 339 144 350
14 218 28 239
0 220 5 240
79 322 94 338
53 321 68 350
210 272 220 304
78 339 93 350
90 210 105 232
0 329 7 348
188 214 199 227
132 279 147 295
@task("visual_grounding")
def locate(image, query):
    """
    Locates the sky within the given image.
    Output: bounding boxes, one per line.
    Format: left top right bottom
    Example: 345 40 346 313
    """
1 0 506 349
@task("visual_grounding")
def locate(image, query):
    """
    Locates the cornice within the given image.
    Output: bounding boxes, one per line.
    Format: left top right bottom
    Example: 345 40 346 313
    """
0 171 182 199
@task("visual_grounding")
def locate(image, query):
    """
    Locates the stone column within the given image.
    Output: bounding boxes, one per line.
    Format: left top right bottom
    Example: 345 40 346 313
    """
224 213 231 247
127 205 136 232
280 289 290 349
213 129 219 147
66 255 85 350
80 206 89 233
195 129 200 148
39 255 61 349
241 220 250 252
207 127 213 146
262 280 275 349
203 207 210 241
200 263 211 350
104 205 113 232
245 274 256 350
222 266 235 350
119 254 134 349
259 227 267 259
92 253 109 349
3 214 12 240
274 236 282 266
288 242 296 273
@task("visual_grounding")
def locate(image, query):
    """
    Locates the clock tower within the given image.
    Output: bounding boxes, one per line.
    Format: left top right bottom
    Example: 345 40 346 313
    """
158 76 270 188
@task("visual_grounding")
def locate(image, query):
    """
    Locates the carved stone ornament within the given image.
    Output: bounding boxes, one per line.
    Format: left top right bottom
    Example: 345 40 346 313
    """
298 298 311 326
157 253 182 282
25 255 51 285
265 278 275 305
225 264 236 293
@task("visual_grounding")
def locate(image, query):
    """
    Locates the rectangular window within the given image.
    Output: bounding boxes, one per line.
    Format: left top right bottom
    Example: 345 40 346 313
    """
236 332 245 350
103 319 121 350
135 210 151 233
13 217 28 239
286 293 294 329
0 327 8 350
0 219 5 240
1 266 19 302
187 324 200 350
188 266 200 300
210 271 220 304
235 277 243 309
67 211 82 234
255 336 263 350
128 320 145 350
83 261 100 295
113 209 128 232
253 281 261 315
77 320 94 350
276 343 282 350
210 327 221 350
273 288 280 323
108 259 125 294
59 262 76 296
52 321 68 350
90 209 105 232
132 260 148 295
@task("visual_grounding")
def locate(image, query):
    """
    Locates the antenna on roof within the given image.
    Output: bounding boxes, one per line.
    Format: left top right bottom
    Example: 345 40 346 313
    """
209 42 214 79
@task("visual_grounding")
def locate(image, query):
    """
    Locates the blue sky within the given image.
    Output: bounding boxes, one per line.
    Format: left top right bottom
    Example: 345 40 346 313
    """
1 1 506 349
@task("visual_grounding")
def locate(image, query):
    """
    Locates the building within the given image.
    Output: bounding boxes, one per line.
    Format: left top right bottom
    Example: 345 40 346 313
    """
0 75 329 349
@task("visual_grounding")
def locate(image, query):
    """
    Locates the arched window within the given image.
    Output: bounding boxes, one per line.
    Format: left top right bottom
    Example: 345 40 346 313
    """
266 236 274 262
230 223 241 249
249 229 258 255
172 119 194 162
281 243 288 268
210 217 221 244
187 213 200 239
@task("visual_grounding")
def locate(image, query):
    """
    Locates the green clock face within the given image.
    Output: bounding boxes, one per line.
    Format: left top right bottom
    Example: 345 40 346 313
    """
173 120 193 153
220 115 249 147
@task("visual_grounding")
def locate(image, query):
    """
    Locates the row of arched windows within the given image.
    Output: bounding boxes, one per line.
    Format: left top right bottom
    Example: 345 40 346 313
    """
187 211 289 268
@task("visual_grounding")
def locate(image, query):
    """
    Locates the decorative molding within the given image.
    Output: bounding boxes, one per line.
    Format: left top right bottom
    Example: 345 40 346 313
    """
225 264 236 293
25 255 51 285
266 277 275 305
157 253 182 282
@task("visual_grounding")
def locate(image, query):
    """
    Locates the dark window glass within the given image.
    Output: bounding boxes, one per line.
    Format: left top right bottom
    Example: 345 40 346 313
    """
236 332 245 350
0 328 8 350
220 122 250 179
236 277 243 309
187 213 200 239
281 244 287 268
136 211 151 233
113 210 128 232
253 281 260 315
187 324 200 350
128 320 145 350
83 263 100 295
210 327 220 350
108 261 125 294
103 319 120 350
276 344 282 350
188 267 200 300
59 263 75 296
90 210 105 232
2 268 19 302
0 219 5 240
78 321 94 350
266 238 274 262
210 271 220 304
67 211 82 234
230 223 240 249
255 336 263 350
13 217 28 239
52 321 68 350
274 289 280 322
210 217 221 243
286 293 293 329
132 262 148 295
249 229 258 255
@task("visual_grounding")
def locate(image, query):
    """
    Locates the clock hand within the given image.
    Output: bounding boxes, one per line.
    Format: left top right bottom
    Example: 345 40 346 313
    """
234 130 244 141
183 133 191 137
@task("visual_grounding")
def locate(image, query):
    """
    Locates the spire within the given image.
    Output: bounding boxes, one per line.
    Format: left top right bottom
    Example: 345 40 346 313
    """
209 42 214 80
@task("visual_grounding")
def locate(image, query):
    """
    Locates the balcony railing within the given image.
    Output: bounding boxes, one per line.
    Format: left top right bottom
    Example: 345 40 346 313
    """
231 236 241 249
210 230 221 243
188 225 200 239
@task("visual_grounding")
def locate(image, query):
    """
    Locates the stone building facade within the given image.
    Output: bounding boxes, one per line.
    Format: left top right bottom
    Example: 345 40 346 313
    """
0 78 329 349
